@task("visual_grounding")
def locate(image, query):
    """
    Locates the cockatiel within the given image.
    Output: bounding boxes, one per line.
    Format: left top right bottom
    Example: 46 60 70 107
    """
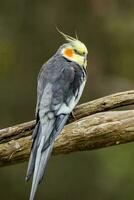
26 30 88 200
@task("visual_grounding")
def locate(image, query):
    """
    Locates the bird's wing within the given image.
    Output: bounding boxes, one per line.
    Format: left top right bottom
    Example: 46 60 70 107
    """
26 58 80 200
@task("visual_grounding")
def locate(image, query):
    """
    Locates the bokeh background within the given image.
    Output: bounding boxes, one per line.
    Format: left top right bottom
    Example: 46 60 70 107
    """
0 0 134 199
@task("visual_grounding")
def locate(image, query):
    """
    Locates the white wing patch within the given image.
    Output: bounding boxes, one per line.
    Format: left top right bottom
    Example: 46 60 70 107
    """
57 79 86 115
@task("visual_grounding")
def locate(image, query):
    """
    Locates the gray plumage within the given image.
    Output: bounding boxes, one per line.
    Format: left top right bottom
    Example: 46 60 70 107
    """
26 44 87 200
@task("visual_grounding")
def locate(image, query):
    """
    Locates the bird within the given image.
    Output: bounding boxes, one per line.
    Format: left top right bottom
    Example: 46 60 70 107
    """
26 29 88 200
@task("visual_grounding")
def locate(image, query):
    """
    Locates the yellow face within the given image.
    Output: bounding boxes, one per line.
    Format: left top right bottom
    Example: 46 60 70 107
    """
56 29 88 68
62 40 88 68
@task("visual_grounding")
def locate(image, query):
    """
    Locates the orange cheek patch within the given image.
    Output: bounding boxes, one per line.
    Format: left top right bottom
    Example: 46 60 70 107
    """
64 48 73 57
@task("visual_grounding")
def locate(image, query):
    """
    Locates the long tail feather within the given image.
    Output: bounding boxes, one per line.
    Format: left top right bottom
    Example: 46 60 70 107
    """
27 114 69 200
29 139 52 200
42 114 69 151
26 122 41 181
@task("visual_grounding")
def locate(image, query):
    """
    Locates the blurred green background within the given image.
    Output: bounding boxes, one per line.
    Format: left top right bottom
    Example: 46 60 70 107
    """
0 0 134 199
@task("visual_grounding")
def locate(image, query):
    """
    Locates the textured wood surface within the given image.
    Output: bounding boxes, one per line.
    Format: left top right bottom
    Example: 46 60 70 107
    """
0 90 134 166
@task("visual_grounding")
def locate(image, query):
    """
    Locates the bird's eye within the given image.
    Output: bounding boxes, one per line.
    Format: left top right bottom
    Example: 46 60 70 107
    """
74 49 85 56
82 52 86 56
74 49 80 54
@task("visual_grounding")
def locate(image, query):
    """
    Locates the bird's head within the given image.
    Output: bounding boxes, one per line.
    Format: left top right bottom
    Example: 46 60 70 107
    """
57 29 88 68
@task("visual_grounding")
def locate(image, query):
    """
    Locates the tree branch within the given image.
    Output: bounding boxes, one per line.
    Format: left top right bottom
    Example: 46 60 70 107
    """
0 90 134 167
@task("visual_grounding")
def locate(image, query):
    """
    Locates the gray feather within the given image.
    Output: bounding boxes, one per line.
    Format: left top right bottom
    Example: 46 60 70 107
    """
26 122 41 181
28 118 54 200
29 142 52 200
42 114 69 151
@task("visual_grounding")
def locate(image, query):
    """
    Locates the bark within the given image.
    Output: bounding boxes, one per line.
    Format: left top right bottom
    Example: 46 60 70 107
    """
0 90 134 167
